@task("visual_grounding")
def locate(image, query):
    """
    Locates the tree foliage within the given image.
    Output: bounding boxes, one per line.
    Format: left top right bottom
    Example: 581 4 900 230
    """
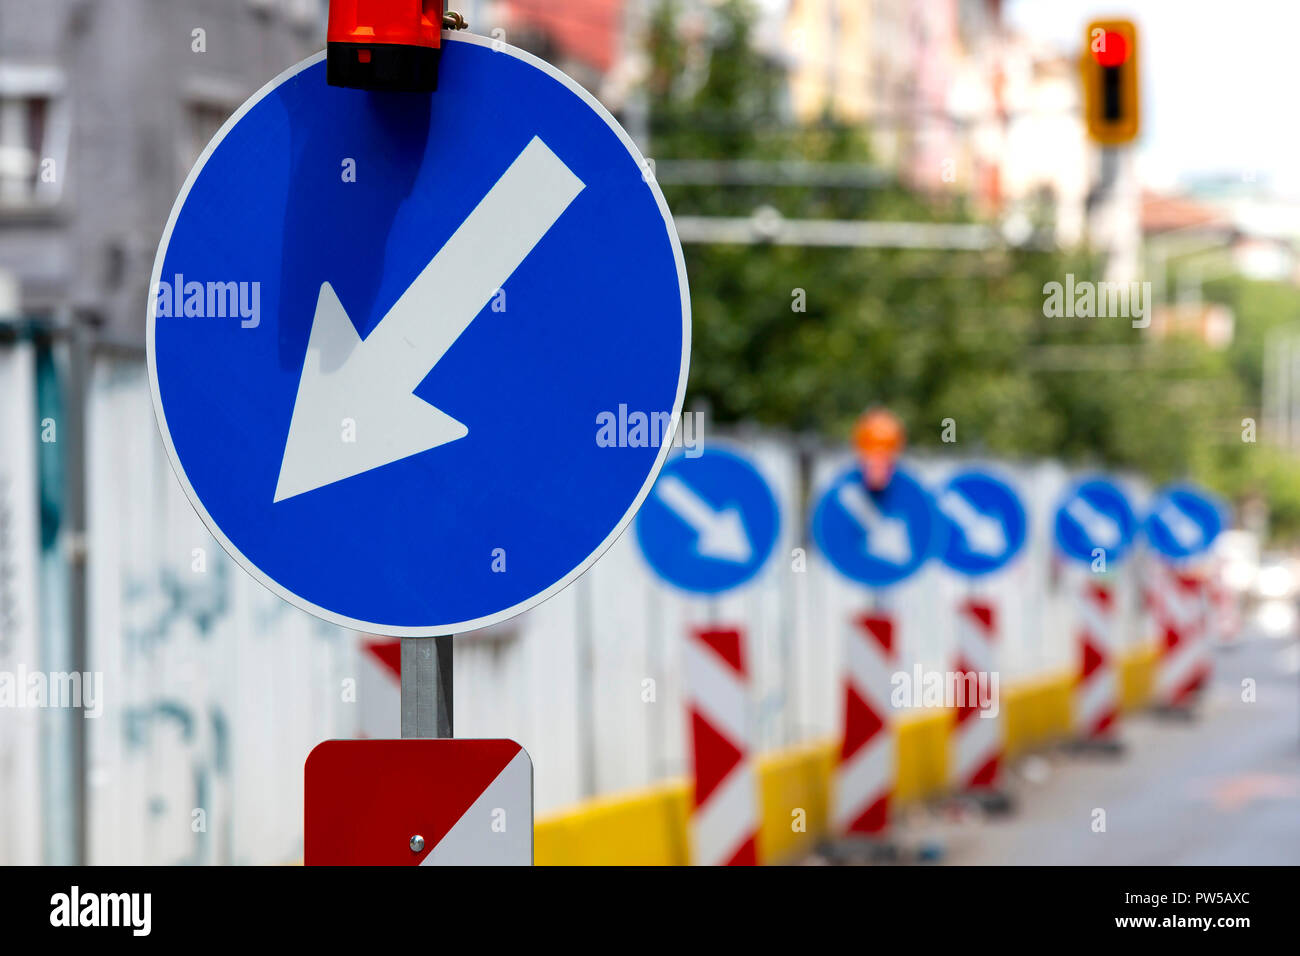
645 1 1294 533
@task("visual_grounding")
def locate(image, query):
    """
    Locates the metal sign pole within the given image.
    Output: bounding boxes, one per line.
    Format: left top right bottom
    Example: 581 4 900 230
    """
401 636 453 738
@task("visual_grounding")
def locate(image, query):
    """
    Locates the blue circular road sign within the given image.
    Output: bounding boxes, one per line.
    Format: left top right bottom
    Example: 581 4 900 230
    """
1053 477 1138 566
635 447 780 595
936 469 1027 577
148 36 690 635
812 465 943 588
1144 484 1225 561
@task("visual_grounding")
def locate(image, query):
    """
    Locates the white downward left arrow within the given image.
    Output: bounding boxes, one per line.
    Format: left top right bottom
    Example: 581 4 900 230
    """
1065 496 1121 549
1158 501 1203 549
274 136 585 502
939 489 1006 557
655 475 753 563
836 482 912 564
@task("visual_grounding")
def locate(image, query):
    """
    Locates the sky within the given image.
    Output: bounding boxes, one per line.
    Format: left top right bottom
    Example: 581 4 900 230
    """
1006 0 1300 196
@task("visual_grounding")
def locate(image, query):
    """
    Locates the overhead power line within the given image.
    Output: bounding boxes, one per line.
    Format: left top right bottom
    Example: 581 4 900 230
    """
673 209 1050 251
651 158 892 188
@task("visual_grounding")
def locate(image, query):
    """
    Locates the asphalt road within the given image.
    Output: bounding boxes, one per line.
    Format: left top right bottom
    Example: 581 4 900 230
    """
885 628 1300 865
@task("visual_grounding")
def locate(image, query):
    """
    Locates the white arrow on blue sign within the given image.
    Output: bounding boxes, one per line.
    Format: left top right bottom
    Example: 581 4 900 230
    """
936 469 1027 577
1053 477 1138 566
1144 484 1224 561
812 465 943 588
148 36 690 635
635 447 780 594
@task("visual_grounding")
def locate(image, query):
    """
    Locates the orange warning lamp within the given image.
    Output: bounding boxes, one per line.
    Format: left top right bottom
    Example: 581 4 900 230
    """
327 1 447 92
853 408 905 491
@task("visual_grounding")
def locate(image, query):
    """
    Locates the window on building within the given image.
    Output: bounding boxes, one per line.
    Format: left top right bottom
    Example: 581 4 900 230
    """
183 99 233 177
283 0 329 30
0 66 68 211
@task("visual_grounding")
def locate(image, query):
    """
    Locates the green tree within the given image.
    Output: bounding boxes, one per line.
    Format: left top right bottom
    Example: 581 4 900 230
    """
646 0 1279 530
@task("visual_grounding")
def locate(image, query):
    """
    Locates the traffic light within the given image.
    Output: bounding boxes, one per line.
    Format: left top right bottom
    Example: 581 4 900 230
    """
1082 20 1139 145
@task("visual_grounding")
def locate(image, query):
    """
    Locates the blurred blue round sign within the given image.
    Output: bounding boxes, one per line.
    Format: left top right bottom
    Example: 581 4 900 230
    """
1144 484 1224 561
1053 477 1138 566
812 465 942 588
635 447 780 595
936 469 1027 577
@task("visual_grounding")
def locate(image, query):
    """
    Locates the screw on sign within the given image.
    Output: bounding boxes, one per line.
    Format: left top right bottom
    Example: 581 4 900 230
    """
304 739 532 866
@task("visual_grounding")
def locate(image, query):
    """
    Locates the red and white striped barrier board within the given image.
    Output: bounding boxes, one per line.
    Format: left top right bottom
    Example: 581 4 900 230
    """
833 612 896 835
1140 558 1165 645
1154 565 1210 708
685 627 759 866
1074 581 1119 738
950 599 1002 790
357 636 401 738
1207 569 1241 647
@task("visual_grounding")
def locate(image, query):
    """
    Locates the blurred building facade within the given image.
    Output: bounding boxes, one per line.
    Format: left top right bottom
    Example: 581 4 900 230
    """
782 0 1089 246
0 0 327 338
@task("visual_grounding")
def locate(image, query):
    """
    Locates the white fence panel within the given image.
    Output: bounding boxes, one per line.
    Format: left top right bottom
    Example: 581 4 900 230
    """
4 349 1159 859
0 341 44 865
85 357 357 865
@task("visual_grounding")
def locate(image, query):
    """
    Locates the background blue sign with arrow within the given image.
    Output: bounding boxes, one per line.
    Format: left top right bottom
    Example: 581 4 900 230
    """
936 469 1027 577
812 465 942 588
1144 484 1225 561
635 447 780 594
149 36 690 635
1053 477 1138 566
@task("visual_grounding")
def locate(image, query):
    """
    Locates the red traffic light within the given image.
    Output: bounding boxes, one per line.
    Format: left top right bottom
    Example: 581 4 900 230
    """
1082 20 1139 144
1092 30 1129 68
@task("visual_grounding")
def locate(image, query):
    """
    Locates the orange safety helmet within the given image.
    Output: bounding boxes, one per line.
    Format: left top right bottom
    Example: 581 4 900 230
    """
853 407 905 491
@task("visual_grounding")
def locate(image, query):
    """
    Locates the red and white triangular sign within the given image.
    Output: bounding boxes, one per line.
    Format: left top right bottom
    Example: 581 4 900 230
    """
305 739 532 866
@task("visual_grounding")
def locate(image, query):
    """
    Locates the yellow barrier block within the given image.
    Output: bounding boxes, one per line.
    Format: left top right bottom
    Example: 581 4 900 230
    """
755 740 835 864
535 780 691 866
1039 675 1074 740
1003 680 1037 756
536 649 1162 865
896 711 948 801
1119 642 1158 712
755 712 949 864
